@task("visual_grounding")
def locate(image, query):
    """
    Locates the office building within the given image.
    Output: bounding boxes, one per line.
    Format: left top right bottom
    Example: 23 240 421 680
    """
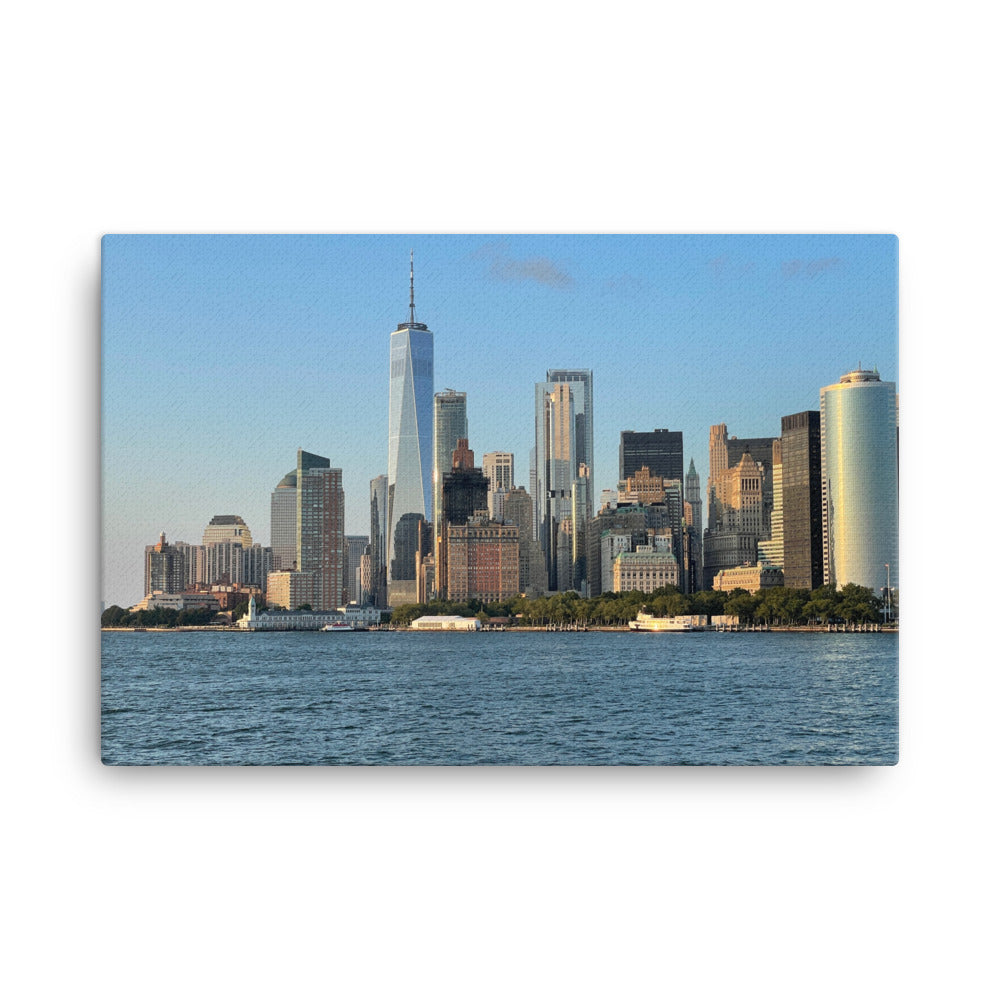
432 390 468 596
758 440 784 571
685 460 703 591
780 411 823 590
369 474 388 607
290 447 346 611
713 563 785 593
344 535 369 606
438 439 489 597
388 512 430 606
704 424 778 585
504 485 545 593
820 368 898 592
270 470 298 570
387 252 434 601
201 514 253 549
611 538 680 593
535 376 592 591
144 532 185 597
619 429 684 482
446 514 520 603
483 451 513 521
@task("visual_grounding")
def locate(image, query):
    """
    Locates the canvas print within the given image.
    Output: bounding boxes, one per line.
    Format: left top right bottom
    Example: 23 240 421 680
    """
101 234 898 765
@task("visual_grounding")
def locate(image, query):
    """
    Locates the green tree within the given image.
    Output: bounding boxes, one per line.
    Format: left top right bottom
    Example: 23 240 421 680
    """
101 605 128 627
723 589 760 623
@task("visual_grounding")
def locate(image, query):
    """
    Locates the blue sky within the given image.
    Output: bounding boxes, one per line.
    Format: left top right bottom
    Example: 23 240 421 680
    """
101 233 897 608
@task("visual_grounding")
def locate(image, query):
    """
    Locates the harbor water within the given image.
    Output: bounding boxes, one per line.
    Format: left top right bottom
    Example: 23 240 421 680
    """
100 630 898 765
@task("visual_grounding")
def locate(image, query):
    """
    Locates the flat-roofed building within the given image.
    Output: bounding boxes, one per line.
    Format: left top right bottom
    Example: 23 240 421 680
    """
446 516 520 603
713 562 784 593
612 540 680 593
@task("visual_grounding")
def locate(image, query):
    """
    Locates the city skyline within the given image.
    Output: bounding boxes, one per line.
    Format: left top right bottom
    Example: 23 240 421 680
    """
101 234 898 608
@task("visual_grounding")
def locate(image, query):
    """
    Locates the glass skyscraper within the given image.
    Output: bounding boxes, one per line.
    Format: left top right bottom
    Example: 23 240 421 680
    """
433 391 468 546
533 371 593 592
820 368 898 592
387 254 434 599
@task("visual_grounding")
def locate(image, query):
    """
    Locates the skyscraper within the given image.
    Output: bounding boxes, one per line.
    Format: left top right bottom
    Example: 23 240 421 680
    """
540 369 594 517
483 451 513 521
270 470 298 570
387 252 434 604
344 535 369 605
820 368 898 592
369 474 388 607
144 532 185 596
296 448 346 611
432 389 467 594
685 460 702 539
780 411 823 590
704 424 778 586
202 515 253 549
483 451 514 493
685 459 703 592
619 429 684 483
535 381 576 590
439 439 490 597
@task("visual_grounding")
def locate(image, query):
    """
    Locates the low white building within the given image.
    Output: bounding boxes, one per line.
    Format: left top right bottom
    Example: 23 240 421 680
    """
409 615 482 631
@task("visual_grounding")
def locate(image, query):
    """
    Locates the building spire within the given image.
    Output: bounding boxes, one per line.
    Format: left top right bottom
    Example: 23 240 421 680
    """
409 249 416 324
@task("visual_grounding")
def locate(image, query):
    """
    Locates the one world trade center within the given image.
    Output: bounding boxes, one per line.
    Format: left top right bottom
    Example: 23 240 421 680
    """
386 252 434 605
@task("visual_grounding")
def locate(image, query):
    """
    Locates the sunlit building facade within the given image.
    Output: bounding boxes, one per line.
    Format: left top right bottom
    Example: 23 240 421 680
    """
820 368 898 592
387 255 433 604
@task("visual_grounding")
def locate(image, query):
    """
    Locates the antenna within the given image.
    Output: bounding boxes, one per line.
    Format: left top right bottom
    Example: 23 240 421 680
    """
409 249 416 324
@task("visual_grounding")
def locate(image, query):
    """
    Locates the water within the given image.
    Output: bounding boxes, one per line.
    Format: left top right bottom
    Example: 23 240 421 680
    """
100 630 898 765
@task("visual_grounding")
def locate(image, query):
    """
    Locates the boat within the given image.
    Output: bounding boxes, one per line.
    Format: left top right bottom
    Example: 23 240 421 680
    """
628 612 706 632
319 621 357 632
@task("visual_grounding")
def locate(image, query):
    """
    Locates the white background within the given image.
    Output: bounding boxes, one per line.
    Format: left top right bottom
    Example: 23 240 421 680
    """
6 1 996 996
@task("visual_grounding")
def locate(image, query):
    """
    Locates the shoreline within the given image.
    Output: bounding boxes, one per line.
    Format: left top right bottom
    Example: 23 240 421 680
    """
101 624 899 634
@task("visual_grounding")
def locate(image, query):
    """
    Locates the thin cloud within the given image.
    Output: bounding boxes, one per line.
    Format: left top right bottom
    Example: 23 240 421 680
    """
601 272 645 295
473 243 574 288
782 257 843 278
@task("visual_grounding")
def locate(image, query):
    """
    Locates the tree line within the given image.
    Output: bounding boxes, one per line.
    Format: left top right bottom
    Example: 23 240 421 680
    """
390 582 895 627
104 584 895 629
101 605 223 628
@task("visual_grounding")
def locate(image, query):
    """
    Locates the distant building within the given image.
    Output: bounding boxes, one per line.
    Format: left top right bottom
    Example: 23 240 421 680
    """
410 615 482 631
387 254 434 598
388 512 430 607
757 439 784 572
369 475 388 608
270 470 298 570
446 515 520 603
619 429 684 482
144 532 185 596
437 439 489 598
202 514 253 549
131 591 222 613
433 390 468 581
713 563 784 593
779 411 824 590
344 535 368 605
504 485 545 593
820 368 898 591
684 459 703 591
587 504 675 596
266 570 315 611
534 370 594 591
612 539 680 593
239 598 380 631
483 451 513 520
297 450 346 610
704 424 778 586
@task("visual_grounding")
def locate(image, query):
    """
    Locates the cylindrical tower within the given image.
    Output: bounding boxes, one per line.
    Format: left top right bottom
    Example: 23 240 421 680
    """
820 368 898 592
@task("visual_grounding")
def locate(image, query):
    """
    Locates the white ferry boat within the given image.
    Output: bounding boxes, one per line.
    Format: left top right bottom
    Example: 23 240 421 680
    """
628 612 706 632
320 621 357 632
